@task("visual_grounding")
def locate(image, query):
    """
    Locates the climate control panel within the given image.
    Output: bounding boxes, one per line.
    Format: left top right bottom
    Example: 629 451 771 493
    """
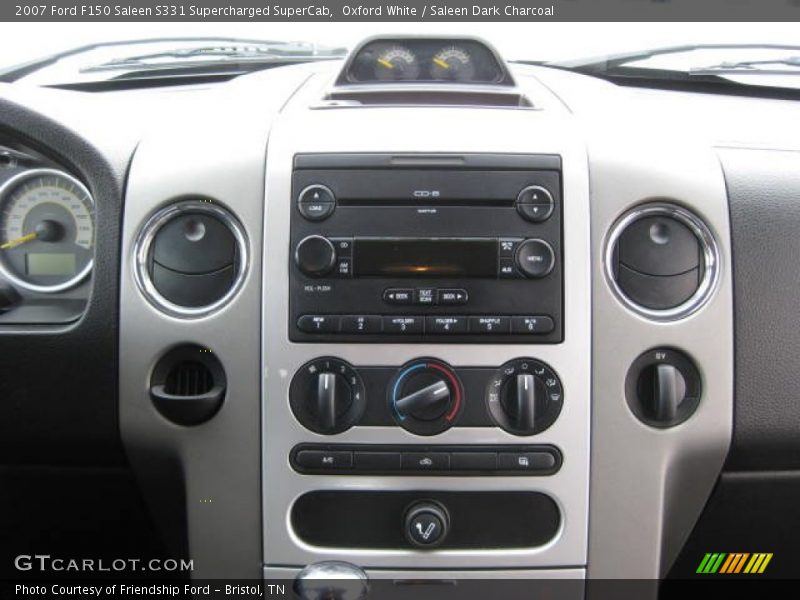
288 357 564 442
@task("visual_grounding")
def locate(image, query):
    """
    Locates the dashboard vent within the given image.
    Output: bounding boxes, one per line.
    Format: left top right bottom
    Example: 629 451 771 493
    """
149 344 227 426
164 361 214 397
606 203 720 321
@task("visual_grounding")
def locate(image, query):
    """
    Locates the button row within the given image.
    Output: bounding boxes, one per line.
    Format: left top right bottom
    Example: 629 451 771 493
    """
292 445 562 476
384 287 468 306
297 314 555 335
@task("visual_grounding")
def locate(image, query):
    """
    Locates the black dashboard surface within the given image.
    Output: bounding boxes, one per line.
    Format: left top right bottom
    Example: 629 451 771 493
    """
0 97 127 466
720 147 800 471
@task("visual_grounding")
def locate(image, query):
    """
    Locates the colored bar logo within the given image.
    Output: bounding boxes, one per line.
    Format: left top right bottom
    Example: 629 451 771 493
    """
697 552 773 574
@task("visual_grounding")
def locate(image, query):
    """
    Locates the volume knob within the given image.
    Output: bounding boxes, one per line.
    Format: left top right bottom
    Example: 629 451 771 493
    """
295 235 336 277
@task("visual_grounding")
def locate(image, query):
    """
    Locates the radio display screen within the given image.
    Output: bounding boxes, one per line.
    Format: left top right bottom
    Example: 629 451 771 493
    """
354 238 497 278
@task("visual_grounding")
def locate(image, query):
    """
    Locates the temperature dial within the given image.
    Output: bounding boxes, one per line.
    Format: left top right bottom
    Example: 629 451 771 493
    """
389 358 464 436
486 358 563 436
289 357 366 435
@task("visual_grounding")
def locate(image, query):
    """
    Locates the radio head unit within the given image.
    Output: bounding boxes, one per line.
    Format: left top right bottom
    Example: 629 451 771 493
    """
288 153 563 343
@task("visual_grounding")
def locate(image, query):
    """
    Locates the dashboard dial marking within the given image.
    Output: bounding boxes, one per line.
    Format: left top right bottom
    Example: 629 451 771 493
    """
0 169 95 293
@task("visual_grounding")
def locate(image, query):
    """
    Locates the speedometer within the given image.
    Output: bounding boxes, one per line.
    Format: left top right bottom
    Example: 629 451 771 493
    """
0 169 94 293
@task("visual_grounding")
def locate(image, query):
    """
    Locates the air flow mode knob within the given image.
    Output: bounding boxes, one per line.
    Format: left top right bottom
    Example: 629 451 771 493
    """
486 358 563 436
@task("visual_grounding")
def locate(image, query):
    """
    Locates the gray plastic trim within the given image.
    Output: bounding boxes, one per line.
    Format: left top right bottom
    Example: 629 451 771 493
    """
586 133 733 583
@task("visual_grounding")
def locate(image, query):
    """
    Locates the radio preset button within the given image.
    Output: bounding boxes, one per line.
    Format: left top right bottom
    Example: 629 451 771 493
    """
515 239 555 278
438 288 468 305
383 316 424 334
470 316 511 334
298 184 336 221
415 288 436 305
341 315 382 334
297 314 340 333
510 316 555 334
383 288 414 304
426 316 468 334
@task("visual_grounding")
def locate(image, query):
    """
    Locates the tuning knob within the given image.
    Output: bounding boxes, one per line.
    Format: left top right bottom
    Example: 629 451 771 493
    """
290 358 366 434
295 235 336 277
389 359 463 436
626 348 701 427
486 358 563 436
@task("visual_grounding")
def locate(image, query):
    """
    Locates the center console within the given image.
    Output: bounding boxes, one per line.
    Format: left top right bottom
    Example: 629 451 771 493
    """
262 79 592 577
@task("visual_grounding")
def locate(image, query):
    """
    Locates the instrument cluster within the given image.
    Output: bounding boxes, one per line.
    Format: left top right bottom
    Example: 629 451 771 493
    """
343 38 511 85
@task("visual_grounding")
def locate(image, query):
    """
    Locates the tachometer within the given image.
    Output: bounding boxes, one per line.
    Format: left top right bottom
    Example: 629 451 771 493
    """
0 169 94 293
374 45 421 81
431 46 476 82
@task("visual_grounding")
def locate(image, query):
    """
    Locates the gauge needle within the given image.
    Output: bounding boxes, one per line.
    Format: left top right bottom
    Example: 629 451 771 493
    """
0 231 37 250
377 58 394 69
433 58 450 69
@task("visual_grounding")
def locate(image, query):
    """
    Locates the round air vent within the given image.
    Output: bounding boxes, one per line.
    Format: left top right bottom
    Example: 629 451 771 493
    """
605 203 720 321
134 200 248 318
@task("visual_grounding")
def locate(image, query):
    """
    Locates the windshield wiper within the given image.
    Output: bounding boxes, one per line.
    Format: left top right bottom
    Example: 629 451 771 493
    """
689 56 800 76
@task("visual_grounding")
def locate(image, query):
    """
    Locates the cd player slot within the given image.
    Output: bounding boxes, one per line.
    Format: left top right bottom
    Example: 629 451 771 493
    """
337 198 515 208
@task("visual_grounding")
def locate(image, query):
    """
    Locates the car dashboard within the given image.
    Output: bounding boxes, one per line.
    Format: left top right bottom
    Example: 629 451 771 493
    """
1 35 799 597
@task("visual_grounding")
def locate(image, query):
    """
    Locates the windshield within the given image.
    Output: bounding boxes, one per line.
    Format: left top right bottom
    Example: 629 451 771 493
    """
1 22 799 88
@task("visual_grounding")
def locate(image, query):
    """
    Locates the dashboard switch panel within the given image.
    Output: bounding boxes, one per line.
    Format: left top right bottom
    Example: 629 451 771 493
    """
290 444 563 476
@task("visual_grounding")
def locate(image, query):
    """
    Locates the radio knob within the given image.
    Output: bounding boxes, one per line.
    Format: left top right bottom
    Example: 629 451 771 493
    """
389 359 464 436
515 239 555 278
295 235 336 277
